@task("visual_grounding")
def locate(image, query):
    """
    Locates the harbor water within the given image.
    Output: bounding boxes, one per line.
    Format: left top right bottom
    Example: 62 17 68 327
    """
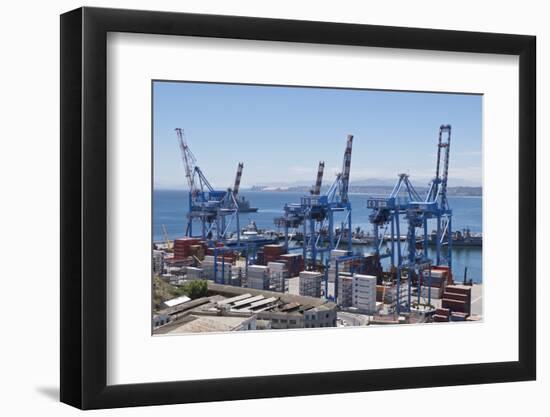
153 190 483 283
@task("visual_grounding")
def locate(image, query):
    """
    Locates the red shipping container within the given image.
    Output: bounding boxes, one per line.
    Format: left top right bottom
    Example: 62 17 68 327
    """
442 292 468 302
441 298 468 314
173 238 204 259
445 285 472 297
435 307 450 317
432 265 453 285
263 244 286 257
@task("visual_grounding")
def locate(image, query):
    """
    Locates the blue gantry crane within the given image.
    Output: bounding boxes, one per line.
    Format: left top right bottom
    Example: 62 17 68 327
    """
424 124 453 268
176 128 241 245
367 125 453 313
275 134 354 268
367 172 423 266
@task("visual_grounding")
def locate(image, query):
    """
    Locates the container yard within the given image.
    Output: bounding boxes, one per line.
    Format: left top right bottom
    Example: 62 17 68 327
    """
153 125 483 334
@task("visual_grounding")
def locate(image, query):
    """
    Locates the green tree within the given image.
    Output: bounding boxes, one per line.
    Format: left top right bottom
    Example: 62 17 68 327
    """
178 280 208 299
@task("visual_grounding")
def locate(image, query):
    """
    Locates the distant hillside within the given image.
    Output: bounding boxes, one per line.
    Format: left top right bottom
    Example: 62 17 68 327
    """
250 184 482 197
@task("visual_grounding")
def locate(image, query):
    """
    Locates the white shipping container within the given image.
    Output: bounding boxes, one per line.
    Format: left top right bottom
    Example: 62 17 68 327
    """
267 262 286 270
299 271 323 297
330 249 348 259
352 274 377 312
420 286 442 299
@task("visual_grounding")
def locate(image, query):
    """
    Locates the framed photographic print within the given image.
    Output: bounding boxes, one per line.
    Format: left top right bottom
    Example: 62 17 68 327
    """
60 6 536 410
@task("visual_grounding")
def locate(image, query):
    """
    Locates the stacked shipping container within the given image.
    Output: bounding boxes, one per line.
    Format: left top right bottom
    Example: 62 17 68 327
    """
247 265 270 290
419 267 450 299
263 244 287 264
185 266 203 280
441 285 472 315
153 250 164 274
337 275 353 307
327 249 349 283
433 307 451 322
352 274 377 313
267 262 288 292
173 237 204 260
202 255 236 284
299 271 323 298
278 253 304 277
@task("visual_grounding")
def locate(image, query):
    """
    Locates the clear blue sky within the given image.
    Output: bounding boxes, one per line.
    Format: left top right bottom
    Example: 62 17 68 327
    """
153 81 482 190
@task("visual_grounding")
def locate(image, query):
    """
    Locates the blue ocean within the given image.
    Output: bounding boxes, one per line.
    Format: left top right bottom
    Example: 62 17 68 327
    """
153 190 483 283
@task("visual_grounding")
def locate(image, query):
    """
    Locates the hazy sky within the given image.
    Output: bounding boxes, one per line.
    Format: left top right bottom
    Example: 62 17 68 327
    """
153 81 482 190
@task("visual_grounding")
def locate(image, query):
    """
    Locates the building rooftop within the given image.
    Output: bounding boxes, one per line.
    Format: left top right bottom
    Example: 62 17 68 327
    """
208 282 336 310
216 293 253 306
232 295 265 308
163 295 191 308
280 302 300 312
154 283 339 334
237 297 279 312
156 315 253 334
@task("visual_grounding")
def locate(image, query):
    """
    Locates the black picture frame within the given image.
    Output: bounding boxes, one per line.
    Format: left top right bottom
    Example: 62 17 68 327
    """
60 6 536 410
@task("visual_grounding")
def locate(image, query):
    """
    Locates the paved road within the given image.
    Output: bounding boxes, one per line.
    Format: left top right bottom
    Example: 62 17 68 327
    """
469 284 483 316
337 311 369 326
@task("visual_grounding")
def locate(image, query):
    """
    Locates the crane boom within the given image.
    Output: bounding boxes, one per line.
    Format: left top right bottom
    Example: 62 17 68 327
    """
311 161 325 195
233 162 244 196
439 125 451 208
426 125 451 209
161 224 172 250
175 128 197 193
340 134 354 202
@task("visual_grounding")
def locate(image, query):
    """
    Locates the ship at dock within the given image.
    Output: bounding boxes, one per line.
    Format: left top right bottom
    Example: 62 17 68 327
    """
428 228 482 247
288 226 376 246
236 195 258 213
226 220 279 246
